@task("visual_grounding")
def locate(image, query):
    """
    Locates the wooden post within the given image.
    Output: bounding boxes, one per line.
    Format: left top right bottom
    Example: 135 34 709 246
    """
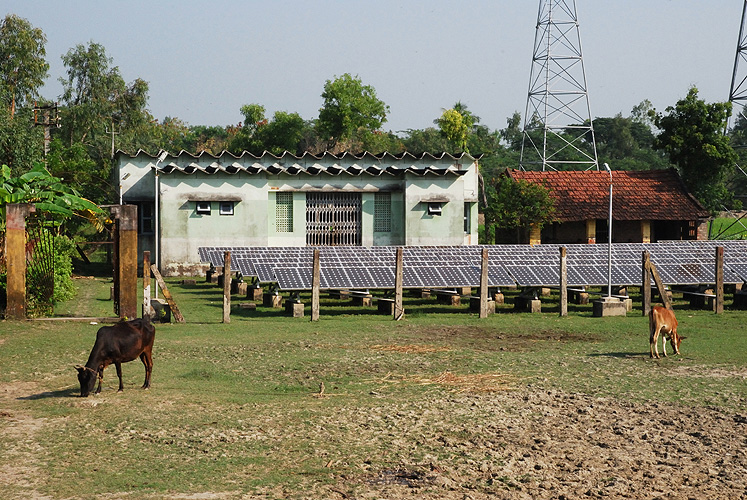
479 248 489 318
223 251 231 323
715 246 724 314
647 259 672 310
149 265 185 323
394 247 404 320
311 248 320 321
5 204 35 320
642 250 652 316
110 205 138 320
559 246 568 317
143 251 152 319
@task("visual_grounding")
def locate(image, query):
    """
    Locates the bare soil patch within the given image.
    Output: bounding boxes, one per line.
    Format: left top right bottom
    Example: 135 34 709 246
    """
319 388 747 500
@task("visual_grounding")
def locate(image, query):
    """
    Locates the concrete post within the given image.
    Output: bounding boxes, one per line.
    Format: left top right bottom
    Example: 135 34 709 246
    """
223 251 231 323
479 248 489 318
715 246 724 314
394 247 404 320
110 205 138 320
5 204 35 319
642 250 652 316
143 251 152 319
311 248 320 321
559 246 568 317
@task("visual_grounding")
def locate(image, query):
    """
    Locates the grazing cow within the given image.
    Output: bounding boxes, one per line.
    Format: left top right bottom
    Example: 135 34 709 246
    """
75 317 155 397
649 305 682 359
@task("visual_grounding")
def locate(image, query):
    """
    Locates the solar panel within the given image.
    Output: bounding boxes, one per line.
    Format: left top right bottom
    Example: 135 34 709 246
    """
197 241 747 291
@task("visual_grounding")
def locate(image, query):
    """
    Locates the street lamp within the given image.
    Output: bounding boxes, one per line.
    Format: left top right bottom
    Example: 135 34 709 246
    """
603 162 612 299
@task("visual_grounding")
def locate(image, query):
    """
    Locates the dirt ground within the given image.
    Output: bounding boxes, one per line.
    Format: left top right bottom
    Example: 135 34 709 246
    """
2 380 746 499
319 388 747 500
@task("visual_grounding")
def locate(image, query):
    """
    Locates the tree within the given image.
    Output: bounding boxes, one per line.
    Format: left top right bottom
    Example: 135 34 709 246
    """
436 108 470 152
0 14 49 118
58 41 151 203
317 73 389 148
482 175 556 244
652 87 738 212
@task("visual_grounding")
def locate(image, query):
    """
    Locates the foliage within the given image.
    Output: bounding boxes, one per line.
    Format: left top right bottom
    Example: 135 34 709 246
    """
317 73 389 148
51 234 76 302
57 41 151 203
652 87 738 213
0 14 49 117
0 104 44 175
436 108 470 152
0 162 102 225
229 106 311 155
482 175 556 243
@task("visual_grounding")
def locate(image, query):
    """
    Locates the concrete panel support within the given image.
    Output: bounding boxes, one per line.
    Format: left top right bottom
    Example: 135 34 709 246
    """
110 205 138 320
5 204 35 319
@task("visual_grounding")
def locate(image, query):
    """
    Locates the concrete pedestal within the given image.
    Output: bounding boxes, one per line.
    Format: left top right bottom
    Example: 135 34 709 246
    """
231 281 248 295
263 293 283 308
285 301 304 317
352 294 373 307
248 286 263 301
593 297 627 317
733 290 747 309
514 296 541 313
469 297 495 315
377 299 395 315
436 293 460 306
493 292 504 305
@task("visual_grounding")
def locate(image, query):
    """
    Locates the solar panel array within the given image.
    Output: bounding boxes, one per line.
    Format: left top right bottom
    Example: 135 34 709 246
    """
198 241 747 291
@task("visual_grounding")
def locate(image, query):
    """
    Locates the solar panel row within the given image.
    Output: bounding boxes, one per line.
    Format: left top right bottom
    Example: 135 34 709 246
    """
197 241 747 291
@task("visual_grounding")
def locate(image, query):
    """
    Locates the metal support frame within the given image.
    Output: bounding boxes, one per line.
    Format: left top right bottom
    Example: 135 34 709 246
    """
520 0 599 171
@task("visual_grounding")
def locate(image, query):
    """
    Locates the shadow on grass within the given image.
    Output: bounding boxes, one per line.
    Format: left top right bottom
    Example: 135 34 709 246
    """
18 387 79 400
588 352 648 359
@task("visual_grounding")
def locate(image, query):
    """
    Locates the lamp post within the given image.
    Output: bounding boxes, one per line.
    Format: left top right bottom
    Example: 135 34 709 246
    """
603 162 612 299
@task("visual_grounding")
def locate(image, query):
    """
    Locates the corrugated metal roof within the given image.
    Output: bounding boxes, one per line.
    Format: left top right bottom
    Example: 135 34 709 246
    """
506 168 710 221
116 149 477 177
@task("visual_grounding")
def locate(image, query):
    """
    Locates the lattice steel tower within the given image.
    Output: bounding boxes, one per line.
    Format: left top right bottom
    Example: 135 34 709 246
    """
519 0 599 171
729 0 747 126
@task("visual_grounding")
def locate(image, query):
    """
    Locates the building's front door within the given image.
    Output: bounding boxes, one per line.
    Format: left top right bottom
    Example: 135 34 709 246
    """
306 192 362 246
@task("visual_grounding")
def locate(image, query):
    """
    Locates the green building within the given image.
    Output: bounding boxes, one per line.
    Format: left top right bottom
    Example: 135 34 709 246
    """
116 150 479 275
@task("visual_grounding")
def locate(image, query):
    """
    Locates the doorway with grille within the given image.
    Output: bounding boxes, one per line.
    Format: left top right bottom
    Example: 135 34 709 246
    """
306 192 362 246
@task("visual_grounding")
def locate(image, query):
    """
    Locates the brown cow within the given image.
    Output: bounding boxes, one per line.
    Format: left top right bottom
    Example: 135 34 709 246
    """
649 305 682 359
75 317 155 397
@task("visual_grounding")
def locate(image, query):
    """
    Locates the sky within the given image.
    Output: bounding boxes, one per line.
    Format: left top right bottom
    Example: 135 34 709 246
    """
6 1 746 134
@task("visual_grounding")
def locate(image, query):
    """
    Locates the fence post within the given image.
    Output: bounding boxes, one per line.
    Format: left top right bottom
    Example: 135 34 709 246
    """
559 247 568 317
311 249 320 321
5 204 35 320
223 251 231 323
394 247 404 320
642 250 652 316
143 251 152 319
715 246 724 314
109 205 138 320
479 248 489 318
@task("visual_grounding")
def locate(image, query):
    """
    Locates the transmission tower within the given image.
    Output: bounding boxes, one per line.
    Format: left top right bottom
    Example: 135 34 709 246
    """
519 0 599 171
729 0 747 127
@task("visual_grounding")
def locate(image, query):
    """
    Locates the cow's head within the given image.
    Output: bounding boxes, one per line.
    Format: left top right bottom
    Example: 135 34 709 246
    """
75 365 97 397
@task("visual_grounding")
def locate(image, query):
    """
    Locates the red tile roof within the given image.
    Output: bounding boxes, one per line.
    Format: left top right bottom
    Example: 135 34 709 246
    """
506 168 709 222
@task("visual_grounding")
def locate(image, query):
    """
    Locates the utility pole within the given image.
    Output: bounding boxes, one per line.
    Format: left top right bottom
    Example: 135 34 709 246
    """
33 102 60 158
520 0 599 171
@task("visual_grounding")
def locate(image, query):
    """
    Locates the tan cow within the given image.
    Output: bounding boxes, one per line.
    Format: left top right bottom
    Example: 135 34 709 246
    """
649 305 682 359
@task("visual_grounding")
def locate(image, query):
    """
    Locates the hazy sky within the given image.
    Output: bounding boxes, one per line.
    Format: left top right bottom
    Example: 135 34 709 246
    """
7 1 745 134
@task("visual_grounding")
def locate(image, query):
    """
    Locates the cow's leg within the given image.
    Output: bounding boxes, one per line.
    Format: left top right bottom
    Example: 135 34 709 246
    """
115 362 124 392
662 331 668 357
140 349 153 389
95 370 103 394
650 327 659 359
652 327 662 359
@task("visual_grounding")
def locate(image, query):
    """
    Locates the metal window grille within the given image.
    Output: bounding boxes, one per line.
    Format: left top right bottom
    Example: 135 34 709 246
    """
276 192 294 232
306 192 362 246
374 192 392 232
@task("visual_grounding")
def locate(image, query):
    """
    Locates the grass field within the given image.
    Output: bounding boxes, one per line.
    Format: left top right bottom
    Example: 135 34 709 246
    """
1 276 746 499
709 216 747 239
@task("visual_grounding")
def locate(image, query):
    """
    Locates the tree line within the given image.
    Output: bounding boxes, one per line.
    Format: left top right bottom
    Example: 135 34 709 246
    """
1 13 745 223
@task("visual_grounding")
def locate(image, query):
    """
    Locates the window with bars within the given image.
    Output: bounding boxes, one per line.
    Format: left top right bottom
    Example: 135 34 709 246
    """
374 192 391 232
276 192 294 232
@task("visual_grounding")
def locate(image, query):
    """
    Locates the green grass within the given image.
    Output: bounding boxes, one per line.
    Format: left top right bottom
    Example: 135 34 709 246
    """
1 277 746 498
709 216 747 239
